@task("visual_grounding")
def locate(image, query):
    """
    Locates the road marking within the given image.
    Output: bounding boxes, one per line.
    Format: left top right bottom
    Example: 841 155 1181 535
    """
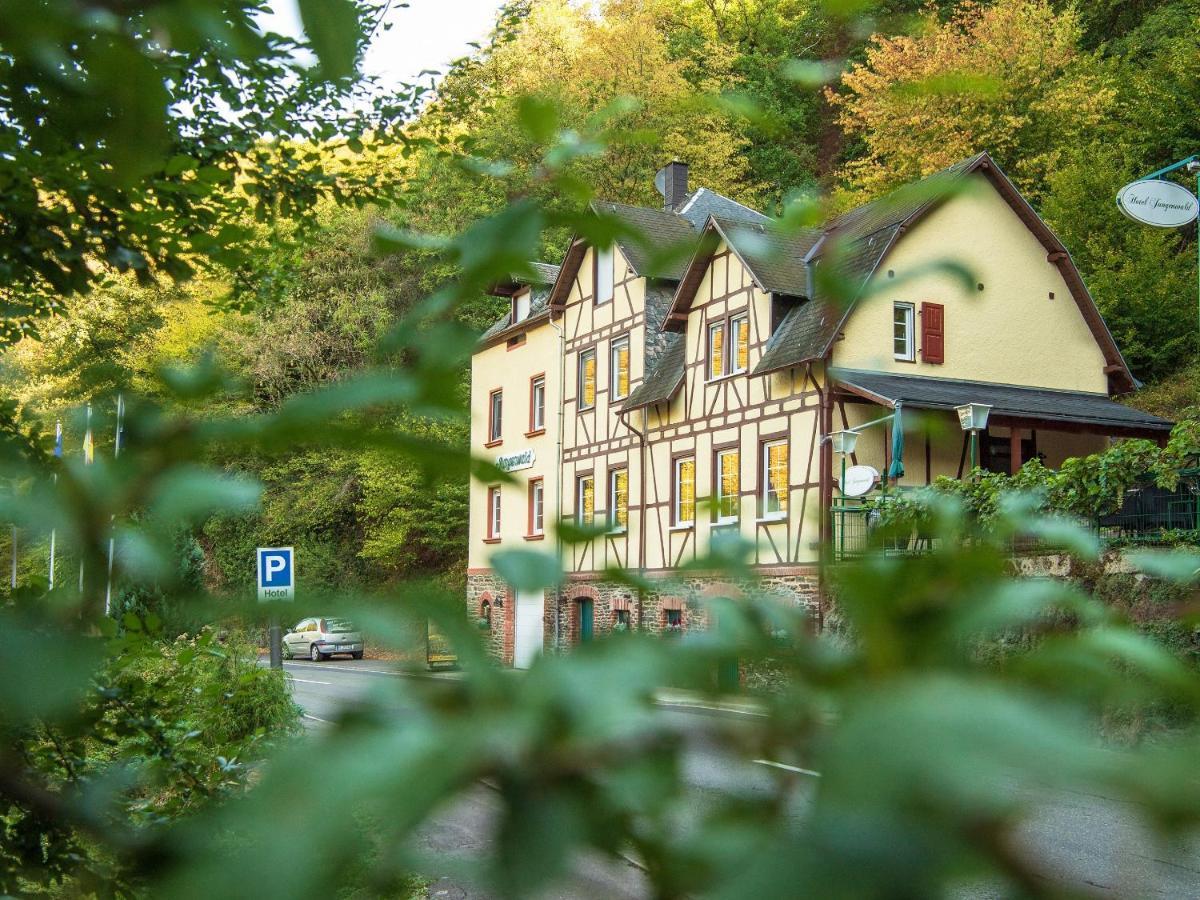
656 701 767 718
284 662 407 677
290 678 332 685
302 713 331 724
754 759 821 777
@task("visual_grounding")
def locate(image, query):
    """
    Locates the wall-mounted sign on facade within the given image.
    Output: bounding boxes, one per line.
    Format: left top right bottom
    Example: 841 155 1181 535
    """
496 448 535 472
1116 179 1199 228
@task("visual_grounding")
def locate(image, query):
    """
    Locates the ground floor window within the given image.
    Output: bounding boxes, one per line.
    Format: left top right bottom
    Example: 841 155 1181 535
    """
664 609 682 633
615 608 631 630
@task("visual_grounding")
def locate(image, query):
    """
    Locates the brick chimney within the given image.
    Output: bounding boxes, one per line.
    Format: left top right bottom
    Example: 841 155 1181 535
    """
654 161 689 211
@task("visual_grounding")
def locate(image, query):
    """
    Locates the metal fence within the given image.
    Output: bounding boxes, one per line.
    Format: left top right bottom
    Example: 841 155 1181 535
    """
1095 479 1200 544
831 473 1200 561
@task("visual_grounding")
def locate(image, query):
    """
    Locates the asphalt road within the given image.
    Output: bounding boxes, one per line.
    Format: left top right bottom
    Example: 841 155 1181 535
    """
275 657 1200 899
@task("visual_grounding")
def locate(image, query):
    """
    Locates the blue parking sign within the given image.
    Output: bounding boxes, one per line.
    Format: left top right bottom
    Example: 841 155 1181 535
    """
257 547 295 601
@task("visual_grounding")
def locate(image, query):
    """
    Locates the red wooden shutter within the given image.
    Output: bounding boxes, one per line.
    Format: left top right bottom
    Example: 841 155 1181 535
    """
921 302 945 364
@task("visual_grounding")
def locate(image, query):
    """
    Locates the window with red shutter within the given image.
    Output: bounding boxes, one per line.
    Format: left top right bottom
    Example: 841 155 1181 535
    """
921 302 945 364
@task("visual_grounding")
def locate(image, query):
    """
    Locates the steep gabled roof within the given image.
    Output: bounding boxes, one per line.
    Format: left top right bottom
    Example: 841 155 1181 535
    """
548 191 755 313
751 224 901 376
690 152 1136 394
589 201 699 279
665 216 822 328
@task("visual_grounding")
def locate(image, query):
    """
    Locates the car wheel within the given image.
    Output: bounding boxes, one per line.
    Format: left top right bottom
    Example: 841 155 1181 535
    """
352 652 363 660
310 644 323 662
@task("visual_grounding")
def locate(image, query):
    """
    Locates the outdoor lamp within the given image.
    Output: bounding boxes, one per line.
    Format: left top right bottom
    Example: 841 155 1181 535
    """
955 403 992 433
830 429 859 456
955 402 992 475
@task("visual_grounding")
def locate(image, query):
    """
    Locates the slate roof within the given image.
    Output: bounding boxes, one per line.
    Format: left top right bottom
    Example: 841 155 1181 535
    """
478 262 561 344
591 201 700 280
622 337 685 411
739 159 986 376
827 153 984 243
529 152 1137 403
676 187 768 229
714 216 822 297
830 369 1172 432
751 223 901 376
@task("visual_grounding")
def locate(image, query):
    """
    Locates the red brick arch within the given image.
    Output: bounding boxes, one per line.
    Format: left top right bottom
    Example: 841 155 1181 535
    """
565 584 600 602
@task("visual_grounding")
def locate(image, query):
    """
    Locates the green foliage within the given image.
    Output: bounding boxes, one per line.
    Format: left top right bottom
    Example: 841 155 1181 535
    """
4 2 1200 898
2 624 298 893
0 0 417 333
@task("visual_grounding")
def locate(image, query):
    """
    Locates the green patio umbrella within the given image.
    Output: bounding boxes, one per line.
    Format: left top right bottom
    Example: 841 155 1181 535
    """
887 403 905 480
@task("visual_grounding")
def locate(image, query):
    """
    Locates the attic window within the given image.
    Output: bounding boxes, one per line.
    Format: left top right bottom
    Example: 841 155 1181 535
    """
594 245 615 304
512 288 531 324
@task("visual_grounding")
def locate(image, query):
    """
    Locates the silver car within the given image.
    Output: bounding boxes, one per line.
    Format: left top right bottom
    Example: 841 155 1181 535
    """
282 617 364 661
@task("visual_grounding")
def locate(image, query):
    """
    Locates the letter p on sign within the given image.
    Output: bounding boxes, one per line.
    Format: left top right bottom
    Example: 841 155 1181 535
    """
257 547 295 602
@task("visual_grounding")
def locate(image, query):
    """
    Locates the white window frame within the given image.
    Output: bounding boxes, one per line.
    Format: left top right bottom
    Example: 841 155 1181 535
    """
707 320 726 381
488 486 501 539
595 245 615 305
530 479 544 536
761 439 788 519
893 302 915 362
730 314 749 374
512 288 531 324
610 335 630 400
576 473 595 526
488 389 502 443
715 448 740 524
531 375 545 432
578 348 596 410
673 457 695 527
608 468 628 532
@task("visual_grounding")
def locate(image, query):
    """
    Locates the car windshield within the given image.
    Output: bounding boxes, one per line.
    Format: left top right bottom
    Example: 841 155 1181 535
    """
324 619 356 633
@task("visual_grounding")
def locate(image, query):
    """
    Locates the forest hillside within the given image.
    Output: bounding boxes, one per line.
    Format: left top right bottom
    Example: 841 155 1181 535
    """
3 0 1197 596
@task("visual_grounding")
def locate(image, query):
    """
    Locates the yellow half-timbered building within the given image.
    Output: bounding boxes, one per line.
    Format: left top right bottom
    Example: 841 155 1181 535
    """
468 154 1171 667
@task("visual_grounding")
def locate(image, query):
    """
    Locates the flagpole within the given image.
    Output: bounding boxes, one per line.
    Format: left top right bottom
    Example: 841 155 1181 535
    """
79 403 92 595
104 395 123 616
49 420 61 591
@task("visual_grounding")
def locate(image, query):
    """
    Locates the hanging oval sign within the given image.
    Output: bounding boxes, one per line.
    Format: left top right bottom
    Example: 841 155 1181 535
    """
1116 179 1198 228
841 465 880 498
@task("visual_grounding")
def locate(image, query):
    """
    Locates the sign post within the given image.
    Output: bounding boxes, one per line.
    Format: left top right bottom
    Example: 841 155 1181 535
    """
1116 155 1200 333
257 547 294 669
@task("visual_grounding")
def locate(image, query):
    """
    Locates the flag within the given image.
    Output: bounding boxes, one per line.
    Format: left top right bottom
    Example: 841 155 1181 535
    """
83 404 93 465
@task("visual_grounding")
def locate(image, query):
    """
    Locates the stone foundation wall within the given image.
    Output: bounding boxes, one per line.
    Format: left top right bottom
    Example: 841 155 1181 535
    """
467 567 820 665
466 571 513 665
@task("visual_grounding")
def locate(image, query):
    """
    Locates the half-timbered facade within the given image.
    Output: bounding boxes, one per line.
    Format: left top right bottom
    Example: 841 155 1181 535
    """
468 155 1172 667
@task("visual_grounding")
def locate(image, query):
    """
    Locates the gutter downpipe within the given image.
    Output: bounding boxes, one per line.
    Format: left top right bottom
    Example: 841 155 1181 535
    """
551 314 566 653
617 403 649 628
813 360 831 634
